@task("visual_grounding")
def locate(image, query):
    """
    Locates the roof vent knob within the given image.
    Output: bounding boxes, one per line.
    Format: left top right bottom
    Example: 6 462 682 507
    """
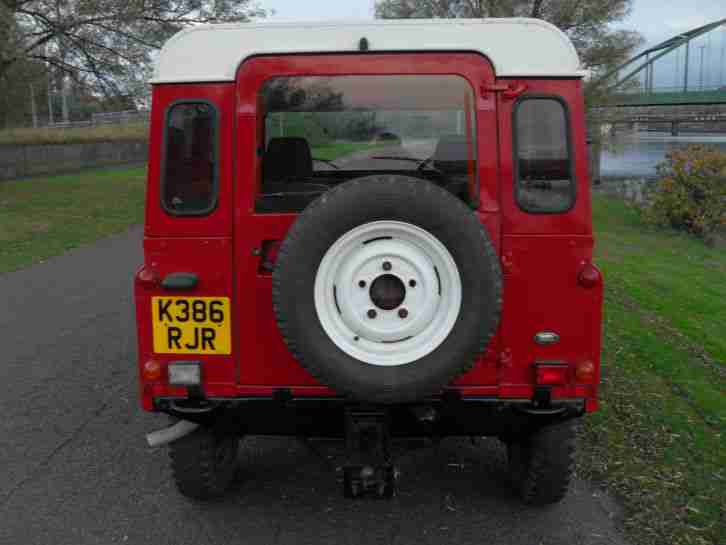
359 37 369 51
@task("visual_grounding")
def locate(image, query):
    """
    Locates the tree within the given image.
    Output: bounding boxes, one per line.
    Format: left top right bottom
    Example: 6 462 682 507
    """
374 0 642 80
0 0 267 96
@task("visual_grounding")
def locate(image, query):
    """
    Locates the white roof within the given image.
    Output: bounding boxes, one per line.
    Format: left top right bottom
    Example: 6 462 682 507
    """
152 18 583 84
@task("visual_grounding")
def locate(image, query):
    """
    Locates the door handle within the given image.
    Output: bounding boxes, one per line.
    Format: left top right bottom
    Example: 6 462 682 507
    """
161 272 198 290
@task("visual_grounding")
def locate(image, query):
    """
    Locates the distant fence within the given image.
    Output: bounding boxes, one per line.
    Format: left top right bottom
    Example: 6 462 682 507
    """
0 140 147 181
43 110 149 130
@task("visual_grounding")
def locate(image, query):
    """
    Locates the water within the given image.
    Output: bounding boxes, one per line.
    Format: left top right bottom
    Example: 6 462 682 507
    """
601 132 726 179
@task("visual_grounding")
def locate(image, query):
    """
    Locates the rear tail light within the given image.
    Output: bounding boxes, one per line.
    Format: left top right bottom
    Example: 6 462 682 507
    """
576 360 596 383
142 360 163 381
535 364 568 386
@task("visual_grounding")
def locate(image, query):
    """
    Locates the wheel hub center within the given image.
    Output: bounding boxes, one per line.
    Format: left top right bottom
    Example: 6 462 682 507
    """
369 274 406 311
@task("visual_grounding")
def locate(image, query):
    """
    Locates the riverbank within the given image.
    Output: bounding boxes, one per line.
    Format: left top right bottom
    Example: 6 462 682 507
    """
600 131 726 179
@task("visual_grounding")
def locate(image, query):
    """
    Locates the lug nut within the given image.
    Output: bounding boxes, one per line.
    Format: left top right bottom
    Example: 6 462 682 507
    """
358 280 366 288
382 261 392 271
409 279 416 288
398 308 408 319
367 309 377 319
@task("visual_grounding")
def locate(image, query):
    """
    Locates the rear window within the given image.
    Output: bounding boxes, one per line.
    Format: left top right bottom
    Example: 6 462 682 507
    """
514 98 575 213
255 75 478 213
162 102 218 215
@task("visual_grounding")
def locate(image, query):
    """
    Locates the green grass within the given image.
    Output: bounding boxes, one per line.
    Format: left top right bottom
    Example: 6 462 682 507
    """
311 140 389 161
593 197 726 364
0 166 146 272
0 140 385 273
0 123 148 145
579 195 725 545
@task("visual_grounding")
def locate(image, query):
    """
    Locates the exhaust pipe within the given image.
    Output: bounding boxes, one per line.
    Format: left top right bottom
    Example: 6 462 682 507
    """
146 420 199 448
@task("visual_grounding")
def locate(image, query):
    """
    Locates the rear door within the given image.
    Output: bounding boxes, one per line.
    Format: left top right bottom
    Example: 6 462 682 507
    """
496 78 600 397
233 53 500 392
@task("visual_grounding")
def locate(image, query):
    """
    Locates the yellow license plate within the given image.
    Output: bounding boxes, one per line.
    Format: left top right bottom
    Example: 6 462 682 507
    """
152 297 231 355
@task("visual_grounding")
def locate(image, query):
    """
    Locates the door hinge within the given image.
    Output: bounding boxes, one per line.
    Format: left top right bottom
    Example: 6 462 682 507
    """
501 251 515 274
480 83 528 100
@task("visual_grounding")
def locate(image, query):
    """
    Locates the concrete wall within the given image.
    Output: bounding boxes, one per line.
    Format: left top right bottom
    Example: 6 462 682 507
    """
0 140 147 181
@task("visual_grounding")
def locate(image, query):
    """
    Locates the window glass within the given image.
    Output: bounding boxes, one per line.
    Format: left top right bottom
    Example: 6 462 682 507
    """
255 75 477 212
514 98 574 213
162 102 217 214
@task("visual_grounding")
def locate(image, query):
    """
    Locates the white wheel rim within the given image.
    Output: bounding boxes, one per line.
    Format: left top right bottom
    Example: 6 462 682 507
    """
314 220 462 366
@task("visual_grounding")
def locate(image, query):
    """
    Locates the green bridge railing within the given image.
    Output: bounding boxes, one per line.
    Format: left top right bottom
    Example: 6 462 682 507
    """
610 88 726 107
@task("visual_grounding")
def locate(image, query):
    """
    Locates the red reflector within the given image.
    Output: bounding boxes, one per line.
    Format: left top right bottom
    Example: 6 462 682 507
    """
536 365 568 386
576 360 596 383
135 266 159 288
578 263 602 289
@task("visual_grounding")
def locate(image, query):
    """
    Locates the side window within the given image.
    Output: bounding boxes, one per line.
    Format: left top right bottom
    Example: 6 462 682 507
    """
162 102 217 215
514 98 575 213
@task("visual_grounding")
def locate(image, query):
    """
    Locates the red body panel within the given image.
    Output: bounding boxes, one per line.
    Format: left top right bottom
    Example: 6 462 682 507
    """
136 52 602 412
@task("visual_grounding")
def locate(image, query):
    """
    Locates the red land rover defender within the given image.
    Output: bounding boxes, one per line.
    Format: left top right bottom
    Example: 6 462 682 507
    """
136 18 603 503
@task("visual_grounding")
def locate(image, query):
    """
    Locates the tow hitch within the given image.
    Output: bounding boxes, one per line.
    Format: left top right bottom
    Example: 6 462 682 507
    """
342 409 396 498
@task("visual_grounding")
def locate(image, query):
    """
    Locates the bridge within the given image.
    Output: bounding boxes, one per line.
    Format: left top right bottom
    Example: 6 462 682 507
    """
593 107 726 136
597 18 726 110
610 88 726 107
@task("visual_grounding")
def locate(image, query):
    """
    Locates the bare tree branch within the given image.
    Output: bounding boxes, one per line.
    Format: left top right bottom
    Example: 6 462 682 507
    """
2 0 266 92
531 0 545 18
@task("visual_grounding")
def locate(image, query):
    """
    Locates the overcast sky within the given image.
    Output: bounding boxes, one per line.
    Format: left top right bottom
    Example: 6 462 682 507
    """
263 0 726 88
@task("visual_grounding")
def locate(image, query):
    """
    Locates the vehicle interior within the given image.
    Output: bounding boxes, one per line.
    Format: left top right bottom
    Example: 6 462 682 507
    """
255 134 475 213
253 75 479 213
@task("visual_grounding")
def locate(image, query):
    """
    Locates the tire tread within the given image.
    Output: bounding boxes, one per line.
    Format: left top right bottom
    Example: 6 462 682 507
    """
168 428 238 500
510 420 576 506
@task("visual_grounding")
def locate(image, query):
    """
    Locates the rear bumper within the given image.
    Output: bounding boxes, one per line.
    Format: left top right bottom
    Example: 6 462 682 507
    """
153 395 587 438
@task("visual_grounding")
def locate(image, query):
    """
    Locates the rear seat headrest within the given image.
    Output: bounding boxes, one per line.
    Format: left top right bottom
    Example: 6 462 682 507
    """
263 137 313 181
433 134 471 175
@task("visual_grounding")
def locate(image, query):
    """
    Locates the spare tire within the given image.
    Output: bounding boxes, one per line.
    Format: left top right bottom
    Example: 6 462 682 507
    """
272 175 501 403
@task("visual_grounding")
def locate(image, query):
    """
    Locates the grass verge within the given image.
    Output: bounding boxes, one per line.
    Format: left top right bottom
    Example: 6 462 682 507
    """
0 124 148 145
578 195 725 545
311 140 389 162
0 166 146 273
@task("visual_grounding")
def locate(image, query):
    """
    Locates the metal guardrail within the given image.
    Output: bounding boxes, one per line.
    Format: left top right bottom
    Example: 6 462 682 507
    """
91 110 149 124
618 85 726 94
45 110 149 129
610 89 726 107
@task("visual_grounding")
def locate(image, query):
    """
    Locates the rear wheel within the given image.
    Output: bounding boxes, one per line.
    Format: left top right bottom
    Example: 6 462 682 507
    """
169 427 239 500
507 420 576 505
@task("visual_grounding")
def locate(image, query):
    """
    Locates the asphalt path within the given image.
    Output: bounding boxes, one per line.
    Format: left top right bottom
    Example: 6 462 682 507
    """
0 227 629 545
